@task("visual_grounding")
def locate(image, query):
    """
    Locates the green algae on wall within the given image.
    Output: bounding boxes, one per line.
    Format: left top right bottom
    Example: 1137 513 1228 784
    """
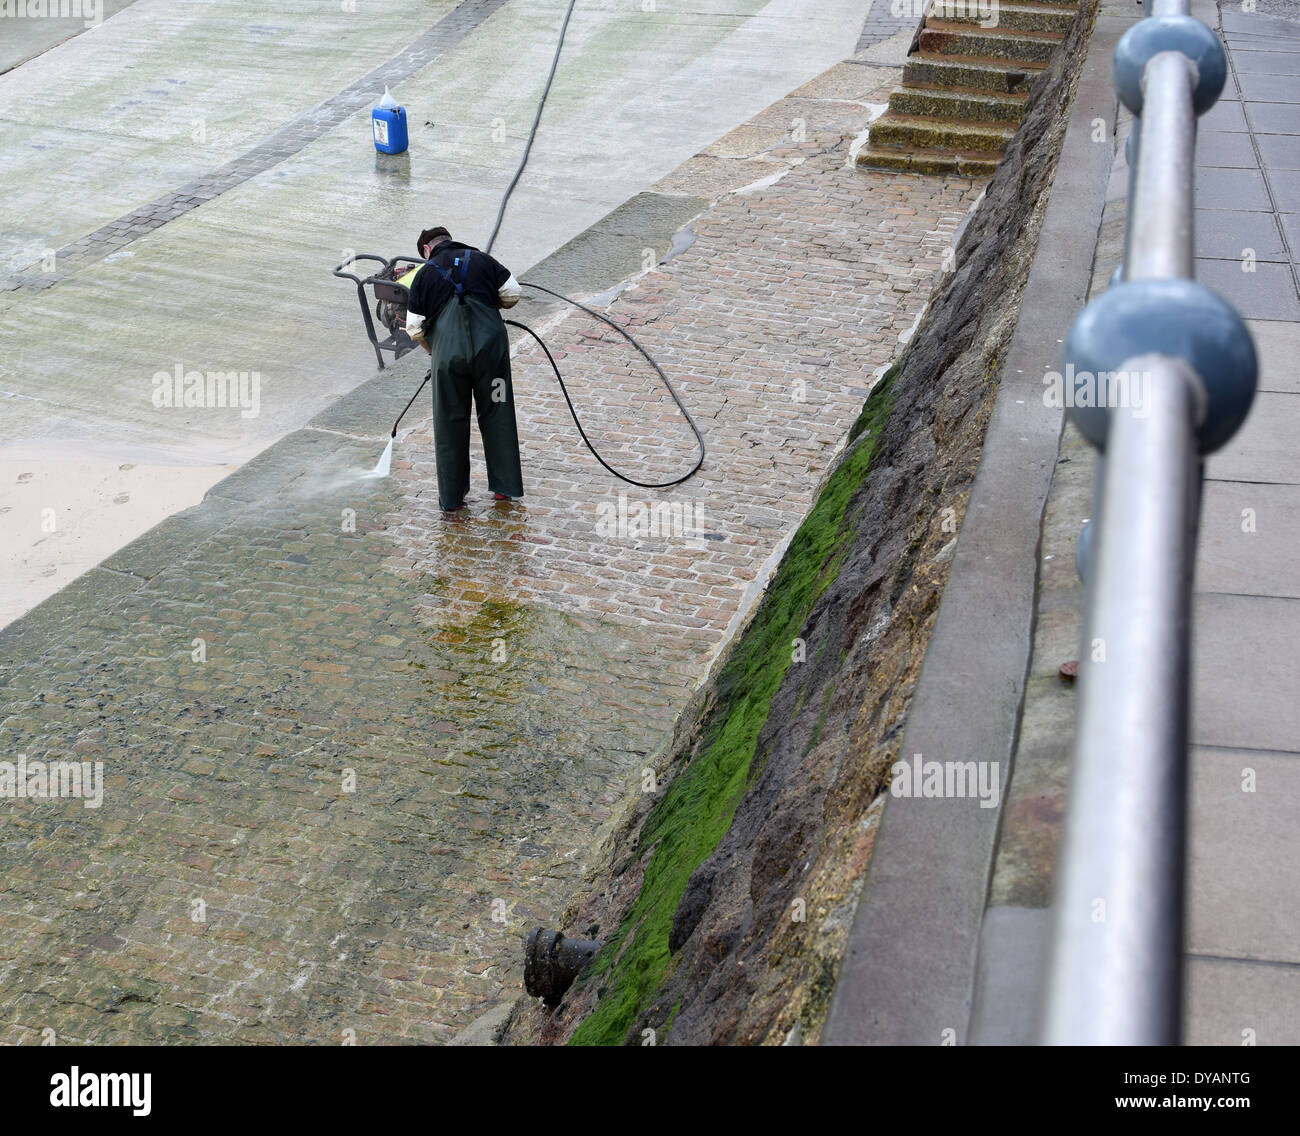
568 367 899 1046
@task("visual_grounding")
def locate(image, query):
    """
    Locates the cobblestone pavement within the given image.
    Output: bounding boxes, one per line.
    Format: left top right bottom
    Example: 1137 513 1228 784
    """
855 0 921 52
0 58 980 1042
389 69 982 646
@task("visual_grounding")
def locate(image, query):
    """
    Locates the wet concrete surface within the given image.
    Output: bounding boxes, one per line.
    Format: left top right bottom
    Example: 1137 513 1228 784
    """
0 0 138 75
1 0 877 625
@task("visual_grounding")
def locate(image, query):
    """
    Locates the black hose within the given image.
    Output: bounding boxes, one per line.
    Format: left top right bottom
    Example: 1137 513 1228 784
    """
484 0 579 257
389 0 705 485
508 283 705 488
482 0 704 486
391 367 431 437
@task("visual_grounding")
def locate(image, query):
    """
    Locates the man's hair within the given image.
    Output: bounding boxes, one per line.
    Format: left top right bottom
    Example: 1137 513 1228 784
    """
417 226 451 256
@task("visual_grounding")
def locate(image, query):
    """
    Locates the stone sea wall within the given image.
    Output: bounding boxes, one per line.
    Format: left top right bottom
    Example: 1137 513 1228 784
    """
500 0 1100 1046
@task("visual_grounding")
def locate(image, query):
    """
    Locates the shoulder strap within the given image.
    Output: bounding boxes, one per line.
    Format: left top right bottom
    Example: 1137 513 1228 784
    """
427 250 473 304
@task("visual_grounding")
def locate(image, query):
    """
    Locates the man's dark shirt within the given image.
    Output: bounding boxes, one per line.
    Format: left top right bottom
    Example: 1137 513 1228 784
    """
406 241 513 335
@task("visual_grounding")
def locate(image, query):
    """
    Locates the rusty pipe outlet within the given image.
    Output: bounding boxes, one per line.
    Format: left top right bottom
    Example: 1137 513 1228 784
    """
524 927 602 1006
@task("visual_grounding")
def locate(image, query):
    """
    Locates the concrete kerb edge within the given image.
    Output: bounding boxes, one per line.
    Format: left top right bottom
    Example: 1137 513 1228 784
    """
822 2 1126 1046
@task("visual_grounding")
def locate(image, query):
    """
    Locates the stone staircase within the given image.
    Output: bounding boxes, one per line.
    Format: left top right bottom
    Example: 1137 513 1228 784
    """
857 1 1079 176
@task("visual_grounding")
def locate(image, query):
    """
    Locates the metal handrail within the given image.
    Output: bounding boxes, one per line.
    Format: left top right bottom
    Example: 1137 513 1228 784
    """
1040 1 1256 1044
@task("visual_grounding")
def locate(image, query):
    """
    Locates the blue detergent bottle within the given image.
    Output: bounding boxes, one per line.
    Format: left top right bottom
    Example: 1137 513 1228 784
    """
372 86 408 154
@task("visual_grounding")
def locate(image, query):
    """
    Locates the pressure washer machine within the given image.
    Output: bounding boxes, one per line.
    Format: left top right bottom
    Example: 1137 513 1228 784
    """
331 252 426 370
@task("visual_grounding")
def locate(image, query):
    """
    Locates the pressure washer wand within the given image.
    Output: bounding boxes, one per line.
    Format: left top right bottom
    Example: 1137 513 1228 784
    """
391 367 432 438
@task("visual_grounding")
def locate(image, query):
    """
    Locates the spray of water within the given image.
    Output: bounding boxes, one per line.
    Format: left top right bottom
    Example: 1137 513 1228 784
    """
372 437 394 477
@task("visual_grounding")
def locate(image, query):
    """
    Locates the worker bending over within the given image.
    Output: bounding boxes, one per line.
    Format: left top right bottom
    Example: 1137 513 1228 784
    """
405 226 524 511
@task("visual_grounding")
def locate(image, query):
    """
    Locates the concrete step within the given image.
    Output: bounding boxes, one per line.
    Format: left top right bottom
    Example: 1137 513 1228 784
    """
934 2 1075 34
870 111 1015 153
855 7 1060 182
887 85 1028 125
904 54 1044 94
856 145 1000 177
919 25 1063 66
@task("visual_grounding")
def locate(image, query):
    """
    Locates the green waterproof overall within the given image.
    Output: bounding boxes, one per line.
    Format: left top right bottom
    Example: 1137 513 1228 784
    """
429 293 524 510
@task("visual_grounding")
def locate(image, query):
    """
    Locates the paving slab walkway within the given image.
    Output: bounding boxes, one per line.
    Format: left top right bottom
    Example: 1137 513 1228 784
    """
979 0 1300 1045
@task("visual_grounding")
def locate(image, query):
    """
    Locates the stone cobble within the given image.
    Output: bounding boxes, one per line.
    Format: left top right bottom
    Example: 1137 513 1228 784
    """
387 72 981 647
0 64 980 1043
856 0 921 51
0 475 697 1044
